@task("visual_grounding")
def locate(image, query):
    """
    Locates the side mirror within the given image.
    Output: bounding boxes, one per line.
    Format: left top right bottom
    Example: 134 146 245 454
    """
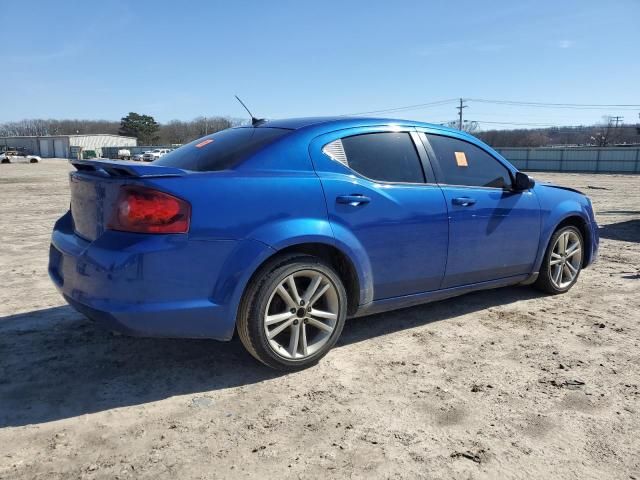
513 172 535 191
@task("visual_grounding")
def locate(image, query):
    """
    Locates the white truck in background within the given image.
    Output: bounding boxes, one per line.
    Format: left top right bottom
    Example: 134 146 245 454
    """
117 149 131 160
142 148 171 162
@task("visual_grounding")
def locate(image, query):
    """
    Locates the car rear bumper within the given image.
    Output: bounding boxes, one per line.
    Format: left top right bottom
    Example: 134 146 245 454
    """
48 211 267 340
60 293 227 338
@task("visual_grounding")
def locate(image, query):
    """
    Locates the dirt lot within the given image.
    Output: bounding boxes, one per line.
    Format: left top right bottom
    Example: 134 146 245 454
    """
0 160 638 479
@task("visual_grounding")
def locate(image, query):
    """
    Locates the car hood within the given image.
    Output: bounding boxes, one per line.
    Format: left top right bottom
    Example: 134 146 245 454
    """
537 182 584 196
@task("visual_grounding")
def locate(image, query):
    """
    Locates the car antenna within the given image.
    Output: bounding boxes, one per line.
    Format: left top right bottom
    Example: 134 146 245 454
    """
234 95 265 126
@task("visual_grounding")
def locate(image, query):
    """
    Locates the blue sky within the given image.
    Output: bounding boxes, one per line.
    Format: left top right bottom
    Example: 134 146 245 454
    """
1 0 639 127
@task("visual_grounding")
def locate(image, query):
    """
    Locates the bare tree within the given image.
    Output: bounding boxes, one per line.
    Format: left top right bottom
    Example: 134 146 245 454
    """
445 120 479 134
0 119 120 136
5 115 633 148
0 116 238 146
157 116 234 145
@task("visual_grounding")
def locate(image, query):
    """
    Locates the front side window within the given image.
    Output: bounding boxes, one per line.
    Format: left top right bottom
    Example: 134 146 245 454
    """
425 134 512 189
323 132 425 183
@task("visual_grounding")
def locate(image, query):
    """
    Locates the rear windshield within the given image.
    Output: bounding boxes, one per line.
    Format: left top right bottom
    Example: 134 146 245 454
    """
154 127 290 171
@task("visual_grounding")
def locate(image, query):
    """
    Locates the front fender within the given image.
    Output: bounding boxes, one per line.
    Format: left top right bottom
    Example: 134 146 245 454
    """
534 199 593 272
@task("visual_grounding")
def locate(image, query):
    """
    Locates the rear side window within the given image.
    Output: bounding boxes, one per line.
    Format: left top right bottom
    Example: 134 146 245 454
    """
154 127 290 171
325 132 425 183
425 134 512 188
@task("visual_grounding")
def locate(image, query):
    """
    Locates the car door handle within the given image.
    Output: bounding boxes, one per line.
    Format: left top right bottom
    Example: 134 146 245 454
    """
337 194 371 206
452 197 477 206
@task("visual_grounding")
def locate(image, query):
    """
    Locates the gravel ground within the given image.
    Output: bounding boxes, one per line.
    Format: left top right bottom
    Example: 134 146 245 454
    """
0 160 638 479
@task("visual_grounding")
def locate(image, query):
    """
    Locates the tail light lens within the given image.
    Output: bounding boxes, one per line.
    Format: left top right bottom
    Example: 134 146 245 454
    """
109 186 190 234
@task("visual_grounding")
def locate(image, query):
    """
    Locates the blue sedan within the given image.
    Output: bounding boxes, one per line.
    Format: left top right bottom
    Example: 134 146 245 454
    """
49 117 598 370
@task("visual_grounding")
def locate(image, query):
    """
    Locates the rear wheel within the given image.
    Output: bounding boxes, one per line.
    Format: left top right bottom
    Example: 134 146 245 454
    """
237 254 347 370
535 225 584 294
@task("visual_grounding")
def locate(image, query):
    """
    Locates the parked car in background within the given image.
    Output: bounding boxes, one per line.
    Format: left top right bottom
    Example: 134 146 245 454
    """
49 117 599 370
1 149 41 164
142 148 171 162
131 152 148 161
117 149 131 160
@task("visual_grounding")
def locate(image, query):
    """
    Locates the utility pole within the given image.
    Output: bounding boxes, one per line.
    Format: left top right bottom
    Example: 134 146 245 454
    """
610 115 623 128
456 98 467 130
610 115 623 145
599 115 624 147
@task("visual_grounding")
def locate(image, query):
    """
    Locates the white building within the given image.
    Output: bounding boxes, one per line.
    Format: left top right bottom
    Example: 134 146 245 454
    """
0 134 137 159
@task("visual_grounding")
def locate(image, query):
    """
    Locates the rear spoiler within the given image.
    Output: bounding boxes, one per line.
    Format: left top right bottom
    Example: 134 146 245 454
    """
70 159 186 178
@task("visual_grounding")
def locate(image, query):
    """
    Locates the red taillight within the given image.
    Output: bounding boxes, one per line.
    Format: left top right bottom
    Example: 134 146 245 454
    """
109 186 190 234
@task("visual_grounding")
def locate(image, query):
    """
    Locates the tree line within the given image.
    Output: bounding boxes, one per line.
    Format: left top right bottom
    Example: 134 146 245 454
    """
444 116 640 147
0 114 239 146
1 113 638 148
476 120 640 147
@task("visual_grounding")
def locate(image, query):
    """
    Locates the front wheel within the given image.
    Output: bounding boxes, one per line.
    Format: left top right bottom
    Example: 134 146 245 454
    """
237 254 347 370
535 225 584 294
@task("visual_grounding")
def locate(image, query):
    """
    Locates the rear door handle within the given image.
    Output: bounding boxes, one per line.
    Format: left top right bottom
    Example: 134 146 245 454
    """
452 196 477 206
337 194 371 206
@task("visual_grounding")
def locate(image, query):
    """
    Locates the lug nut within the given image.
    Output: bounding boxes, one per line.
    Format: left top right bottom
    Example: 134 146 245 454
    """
300 300 305 306
293 319 299 325
307 306 312 312
290 308 296 314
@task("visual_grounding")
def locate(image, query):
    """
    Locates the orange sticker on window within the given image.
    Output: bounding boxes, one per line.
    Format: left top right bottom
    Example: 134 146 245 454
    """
195 139 214 148
454 151 468 167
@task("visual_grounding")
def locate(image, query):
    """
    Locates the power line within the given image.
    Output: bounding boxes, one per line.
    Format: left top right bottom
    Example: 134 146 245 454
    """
470 119 639 130
467 98 640 110
471 120 564 127
338 97 640 133
342 98 458 116
340 97 640 118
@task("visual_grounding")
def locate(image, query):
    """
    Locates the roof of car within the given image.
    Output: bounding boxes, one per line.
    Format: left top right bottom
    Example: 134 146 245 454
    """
257 116 459 134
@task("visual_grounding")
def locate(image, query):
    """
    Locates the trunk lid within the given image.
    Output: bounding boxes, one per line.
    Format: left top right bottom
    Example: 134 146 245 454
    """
69 159 186 241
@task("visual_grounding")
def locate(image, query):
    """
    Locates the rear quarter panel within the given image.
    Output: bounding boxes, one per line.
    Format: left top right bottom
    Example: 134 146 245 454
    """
141 139 368 318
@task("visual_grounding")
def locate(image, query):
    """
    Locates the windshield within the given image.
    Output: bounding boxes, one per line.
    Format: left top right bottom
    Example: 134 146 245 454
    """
154 127 290 171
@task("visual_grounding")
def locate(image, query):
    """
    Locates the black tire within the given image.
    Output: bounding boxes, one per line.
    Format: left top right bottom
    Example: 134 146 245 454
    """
534 225 584 294
29 158 38 163
237 254 347 370
1 158 10 164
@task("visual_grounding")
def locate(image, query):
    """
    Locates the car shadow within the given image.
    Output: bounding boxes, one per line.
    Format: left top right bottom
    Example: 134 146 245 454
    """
599 219 640 243
340 285 539 345
0 286 541 427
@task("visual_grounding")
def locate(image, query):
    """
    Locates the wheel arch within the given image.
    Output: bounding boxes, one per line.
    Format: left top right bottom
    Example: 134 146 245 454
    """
217 217 374 340
536 212 592 272
270 242 361 316
553 215 592 267
238 240 366 318
248 217 374 309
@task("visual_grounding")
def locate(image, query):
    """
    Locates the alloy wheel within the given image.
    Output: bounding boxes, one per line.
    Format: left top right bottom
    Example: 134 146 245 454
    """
549 230 583 289
263 270 340 360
